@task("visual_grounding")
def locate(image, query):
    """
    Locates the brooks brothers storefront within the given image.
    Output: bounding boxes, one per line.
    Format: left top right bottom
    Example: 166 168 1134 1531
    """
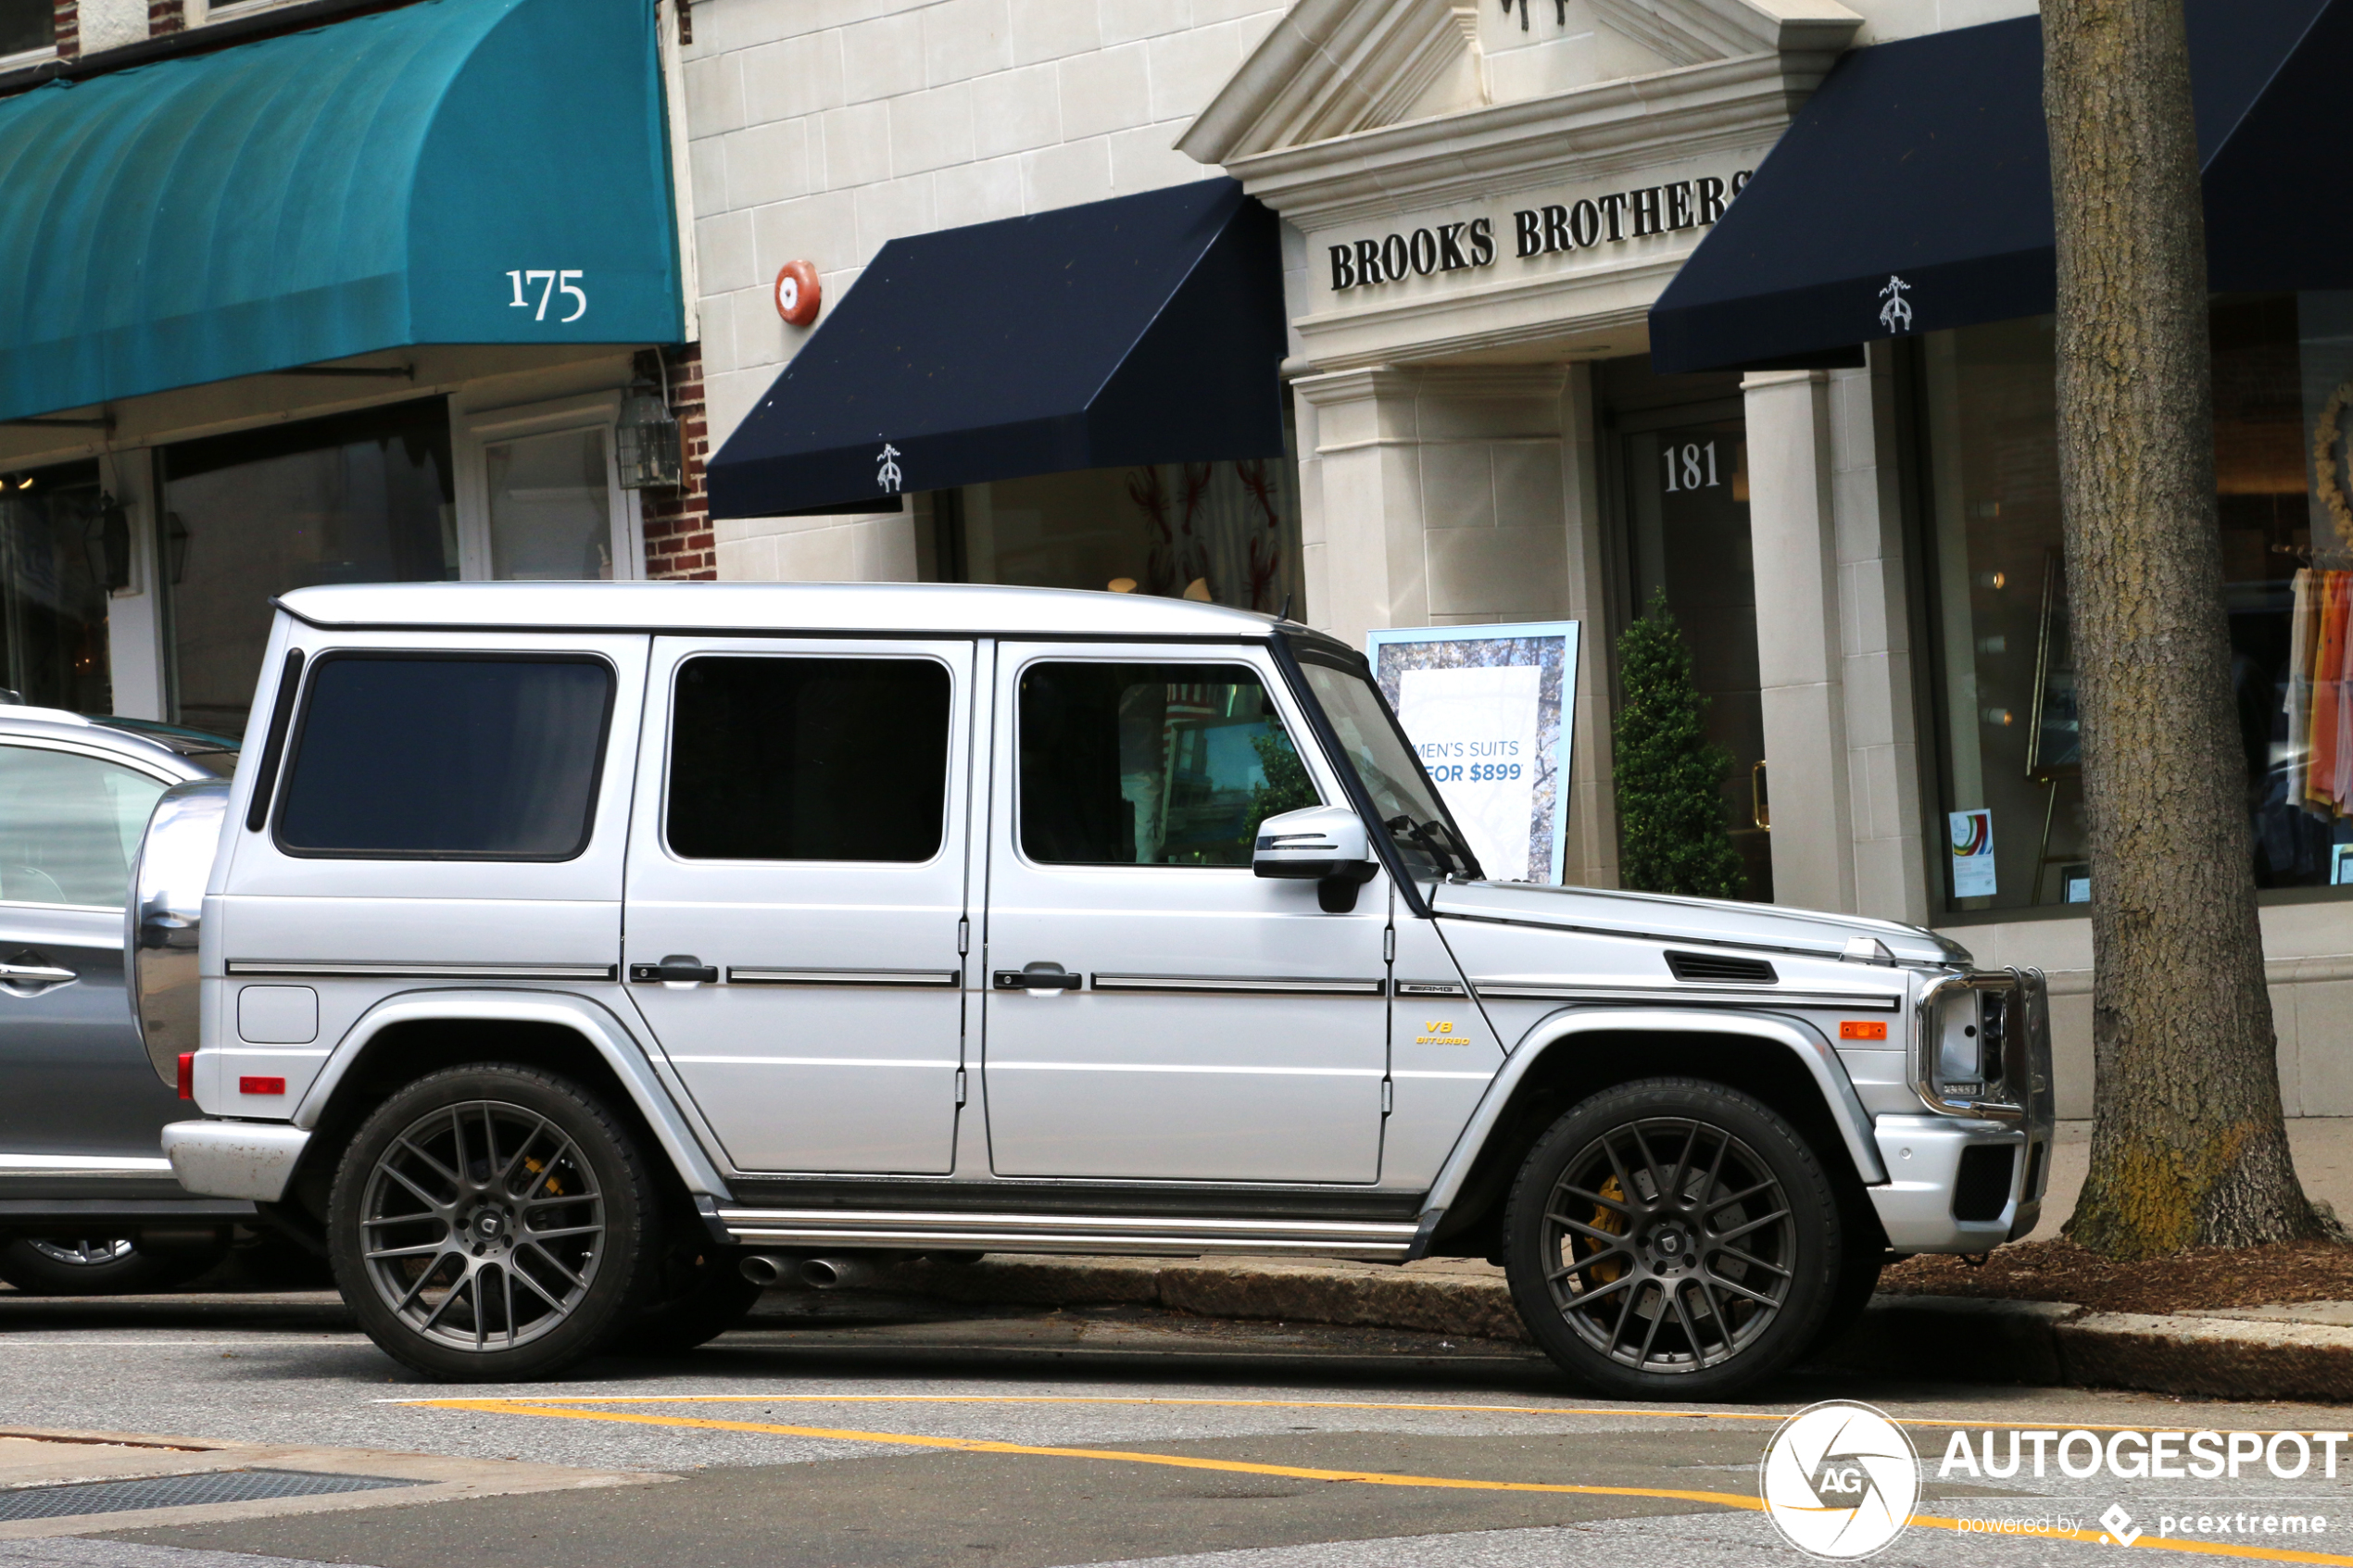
0 0 688 738
1162 0 2353 1117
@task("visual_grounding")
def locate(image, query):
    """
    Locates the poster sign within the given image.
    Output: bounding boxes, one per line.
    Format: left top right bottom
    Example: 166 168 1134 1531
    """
1367 621 1578 884
1950 809 1997 897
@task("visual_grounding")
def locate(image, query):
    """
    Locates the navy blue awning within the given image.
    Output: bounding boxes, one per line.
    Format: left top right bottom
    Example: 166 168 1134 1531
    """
707 180 1285 520
1648 0 2344 374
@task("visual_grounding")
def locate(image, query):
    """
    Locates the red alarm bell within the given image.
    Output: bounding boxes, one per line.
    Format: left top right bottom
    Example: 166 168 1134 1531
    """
774 260 821 326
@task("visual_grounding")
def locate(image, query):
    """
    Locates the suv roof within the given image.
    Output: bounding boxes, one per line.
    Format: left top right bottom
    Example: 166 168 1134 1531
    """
278 581 1289 639
0 706 236 776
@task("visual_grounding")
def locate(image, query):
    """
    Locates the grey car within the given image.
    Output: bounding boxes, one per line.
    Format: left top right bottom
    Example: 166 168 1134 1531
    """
0 703 244 1292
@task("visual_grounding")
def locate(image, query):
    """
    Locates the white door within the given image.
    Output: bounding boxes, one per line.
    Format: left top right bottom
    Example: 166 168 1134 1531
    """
980 643 1390 1184
623 637 974 1174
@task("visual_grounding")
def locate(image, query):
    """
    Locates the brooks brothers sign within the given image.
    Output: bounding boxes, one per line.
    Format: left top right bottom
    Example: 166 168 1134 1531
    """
1324 166 1754 295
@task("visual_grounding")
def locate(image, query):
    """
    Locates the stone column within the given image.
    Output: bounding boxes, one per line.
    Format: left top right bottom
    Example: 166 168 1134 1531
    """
1743 369 1856 914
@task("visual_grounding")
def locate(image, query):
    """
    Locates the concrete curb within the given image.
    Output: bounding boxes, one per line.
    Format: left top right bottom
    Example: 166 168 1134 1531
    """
870 1256 2353 1401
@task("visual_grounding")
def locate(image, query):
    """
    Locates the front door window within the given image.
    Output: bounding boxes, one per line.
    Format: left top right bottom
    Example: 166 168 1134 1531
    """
486 427 620 582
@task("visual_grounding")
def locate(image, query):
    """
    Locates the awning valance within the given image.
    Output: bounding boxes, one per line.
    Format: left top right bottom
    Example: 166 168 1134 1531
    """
706 179 1286 521
0 0 682 422
1647 0 2343 374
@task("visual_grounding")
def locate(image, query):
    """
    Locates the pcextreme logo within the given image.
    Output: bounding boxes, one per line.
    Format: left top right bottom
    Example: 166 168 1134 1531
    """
1759 1400 1922 1559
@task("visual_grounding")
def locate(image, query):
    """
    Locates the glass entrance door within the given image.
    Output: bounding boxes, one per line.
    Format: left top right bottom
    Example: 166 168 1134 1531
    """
1622 416 1772 902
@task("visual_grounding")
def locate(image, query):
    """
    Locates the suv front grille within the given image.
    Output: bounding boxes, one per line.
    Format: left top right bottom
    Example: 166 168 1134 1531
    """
1664 950 1778 985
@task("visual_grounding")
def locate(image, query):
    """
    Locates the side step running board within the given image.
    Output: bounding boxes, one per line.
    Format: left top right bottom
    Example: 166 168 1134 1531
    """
714 1206 1419 1261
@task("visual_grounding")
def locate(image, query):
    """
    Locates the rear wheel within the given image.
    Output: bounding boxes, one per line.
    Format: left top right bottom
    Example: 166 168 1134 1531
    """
1503 1077 1843 1400
327 1064 660 1381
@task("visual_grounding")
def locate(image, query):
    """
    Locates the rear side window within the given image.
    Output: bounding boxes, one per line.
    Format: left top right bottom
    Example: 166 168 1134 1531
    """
275 656 613 859
666 656 951 862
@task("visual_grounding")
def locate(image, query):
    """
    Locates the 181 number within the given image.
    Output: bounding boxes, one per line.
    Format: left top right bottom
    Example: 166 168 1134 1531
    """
507 270 587 323
1661 440 1721 493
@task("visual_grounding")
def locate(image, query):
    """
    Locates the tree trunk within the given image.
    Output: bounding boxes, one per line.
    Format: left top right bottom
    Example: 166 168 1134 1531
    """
2045 0 2320 1257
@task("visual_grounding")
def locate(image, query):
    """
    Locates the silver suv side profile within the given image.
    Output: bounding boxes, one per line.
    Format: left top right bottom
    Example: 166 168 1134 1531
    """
143 582 2052 1394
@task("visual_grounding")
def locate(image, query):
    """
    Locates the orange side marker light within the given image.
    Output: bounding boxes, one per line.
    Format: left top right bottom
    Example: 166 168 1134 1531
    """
1838 1021 1888 1041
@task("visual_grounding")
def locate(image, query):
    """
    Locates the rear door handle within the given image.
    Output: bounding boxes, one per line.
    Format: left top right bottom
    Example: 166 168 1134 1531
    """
0 961 76 991
629 955 719 985
993 963 1079 992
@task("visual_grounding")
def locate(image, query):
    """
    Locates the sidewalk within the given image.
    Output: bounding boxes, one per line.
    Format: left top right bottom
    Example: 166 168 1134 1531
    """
861 1119 2353 1401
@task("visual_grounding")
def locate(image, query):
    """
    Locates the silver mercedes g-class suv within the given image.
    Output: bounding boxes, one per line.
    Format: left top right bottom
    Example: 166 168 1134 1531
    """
135 582 2051 1393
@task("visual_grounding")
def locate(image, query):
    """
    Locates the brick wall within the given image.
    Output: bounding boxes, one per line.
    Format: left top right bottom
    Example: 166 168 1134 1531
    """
51 0 74 54
146 0 181 35
638 343 714 581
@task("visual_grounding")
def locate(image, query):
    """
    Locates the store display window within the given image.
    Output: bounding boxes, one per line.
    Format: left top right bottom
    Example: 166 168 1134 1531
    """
161 399 456 737
0 459 107 714
1921 293 2353 912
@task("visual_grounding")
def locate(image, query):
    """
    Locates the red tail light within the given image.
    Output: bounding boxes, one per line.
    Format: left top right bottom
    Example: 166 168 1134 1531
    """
176 1053 194 1100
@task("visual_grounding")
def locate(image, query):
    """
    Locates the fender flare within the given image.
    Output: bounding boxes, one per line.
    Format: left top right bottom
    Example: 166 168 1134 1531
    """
1419 1007 1889 1223
290 987 730 1198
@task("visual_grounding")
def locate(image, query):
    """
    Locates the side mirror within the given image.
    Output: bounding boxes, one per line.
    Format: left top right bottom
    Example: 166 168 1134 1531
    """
1252 805 1378 912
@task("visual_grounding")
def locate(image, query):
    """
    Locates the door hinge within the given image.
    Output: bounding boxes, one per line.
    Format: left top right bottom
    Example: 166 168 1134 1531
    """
1383 926 1396 963
955 1069 968 1106
957 918 970 956
1380 1079 1394 1115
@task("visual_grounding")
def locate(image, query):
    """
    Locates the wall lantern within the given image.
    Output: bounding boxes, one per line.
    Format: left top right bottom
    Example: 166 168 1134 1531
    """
83 493 131 593
614 378 681 490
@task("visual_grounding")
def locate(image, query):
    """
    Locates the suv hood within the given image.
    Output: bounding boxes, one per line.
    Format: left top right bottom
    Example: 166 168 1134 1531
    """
1428 881 1970 967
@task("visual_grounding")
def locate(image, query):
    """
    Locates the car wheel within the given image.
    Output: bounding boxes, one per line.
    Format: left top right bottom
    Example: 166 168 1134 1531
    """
1503 1076 1843 1400
613 1242 763 1355
0 1233 225 1296
327 1064 660 1381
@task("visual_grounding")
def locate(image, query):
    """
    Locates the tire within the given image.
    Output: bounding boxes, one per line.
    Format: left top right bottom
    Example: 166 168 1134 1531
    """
1502 1077 1845 1400
1804 1245 1884 1361
0 1233 225 1296
612 1240 761 1355
326 1064 661 1381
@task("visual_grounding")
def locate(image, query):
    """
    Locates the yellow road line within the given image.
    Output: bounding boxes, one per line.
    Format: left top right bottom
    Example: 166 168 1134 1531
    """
398 1391 2352 1435
426 1398 2353 1565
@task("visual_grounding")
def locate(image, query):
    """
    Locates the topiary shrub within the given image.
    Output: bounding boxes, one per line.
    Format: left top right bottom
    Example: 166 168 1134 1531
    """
1613 587 1745 898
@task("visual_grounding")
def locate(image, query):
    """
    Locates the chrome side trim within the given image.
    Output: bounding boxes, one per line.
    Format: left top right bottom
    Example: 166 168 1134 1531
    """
1394 980 1466 997
727 967 961 988
1469 982 1903 1011
715 1205 1418 1260
1088 973 1386 997
226 960 618 981
0 1154 175 1175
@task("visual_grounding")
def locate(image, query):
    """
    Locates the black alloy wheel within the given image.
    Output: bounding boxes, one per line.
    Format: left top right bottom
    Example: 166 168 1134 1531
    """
1503 1077 1843 1399
327 1064 660 1381
0 1233 226 1296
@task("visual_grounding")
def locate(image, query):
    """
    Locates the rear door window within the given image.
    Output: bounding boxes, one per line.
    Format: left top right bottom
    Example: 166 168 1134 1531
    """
665 656 951 862
273 655 613 859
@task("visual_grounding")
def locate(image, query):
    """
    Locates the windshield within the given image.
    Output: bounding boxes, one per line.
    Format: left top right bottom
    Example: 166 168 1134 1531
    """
1295 655 1480 883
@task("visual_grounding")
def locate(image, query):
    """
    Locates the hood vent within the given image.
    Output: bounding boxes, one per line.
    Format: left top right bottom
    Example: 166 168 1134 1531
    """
1665 950 1778 985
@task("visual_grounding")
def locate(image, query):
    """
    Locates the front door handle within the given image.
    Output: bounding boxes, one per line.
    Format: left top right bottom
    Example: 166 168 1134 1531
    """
0 960 76 992
629 955 719 985
993 962 1079 992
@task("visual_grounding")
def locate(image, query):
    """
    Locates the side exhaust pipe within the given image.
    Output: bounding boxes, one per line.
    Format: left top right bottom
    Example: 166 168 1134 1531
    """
738 1252 806 1288
798 1254 889 1290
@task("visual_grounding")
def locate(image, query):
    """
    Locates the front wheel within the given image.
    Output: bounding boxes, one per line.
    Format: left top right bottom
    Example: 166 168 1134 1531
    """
1503 1077 1845 1399
327 1064 661 1381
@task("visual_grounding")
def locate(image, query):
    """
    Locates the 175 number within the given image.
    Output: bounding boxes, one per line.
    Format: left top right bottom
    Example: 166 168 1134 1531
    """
507 270 586 323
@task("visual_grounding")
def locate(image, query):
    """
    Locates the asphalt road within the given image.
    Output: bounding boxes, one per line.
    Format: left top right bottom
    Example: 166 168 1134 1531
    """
4 1286 2352 1568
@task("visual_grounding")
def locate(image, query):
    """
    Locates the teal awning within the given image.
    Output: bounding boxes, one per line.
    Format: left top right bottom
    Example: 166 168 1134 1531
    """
0 0 683 423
